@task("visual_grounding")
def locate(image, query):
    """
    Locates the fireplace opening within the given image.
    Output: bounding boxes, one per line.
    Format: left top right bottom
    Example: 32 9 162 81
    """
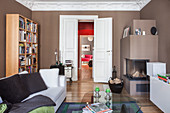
126 59 149 80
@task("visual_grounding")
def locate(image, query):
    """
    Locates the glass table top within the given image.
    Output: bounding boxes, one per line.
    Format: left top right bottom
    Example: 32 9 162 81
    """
81 91 144 113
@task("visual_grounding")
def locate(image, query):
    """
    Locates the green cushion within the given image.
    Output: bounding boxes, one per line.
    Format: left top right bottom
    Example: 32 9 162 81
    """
0 104 7 113
29 106 55 113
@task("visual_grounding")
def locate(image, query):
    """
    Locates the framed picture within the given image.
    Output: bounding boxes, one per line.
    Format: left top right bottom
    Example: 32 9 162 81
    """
82 45 90 51
123 26 131 38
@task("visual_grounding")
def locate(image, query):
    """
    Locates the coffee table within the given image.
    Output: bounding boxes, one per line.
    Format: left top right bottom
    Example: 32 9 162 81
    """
81 91 142 113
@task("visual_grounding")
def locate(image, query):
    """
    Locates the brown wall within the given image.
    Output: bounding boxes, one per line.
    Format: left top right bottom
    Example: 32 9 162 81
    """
32 11 140 77
0 0 32 77
141 0 170 73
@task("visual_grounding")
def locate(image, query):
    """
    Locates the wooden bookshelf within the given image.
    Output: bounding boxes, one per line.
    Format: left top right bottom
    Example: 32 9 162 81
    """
6 14 38 77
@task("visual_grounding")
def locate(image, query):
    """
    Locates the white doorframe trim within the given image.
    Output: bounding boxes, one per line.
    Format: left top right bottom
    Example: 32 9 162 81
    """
59 15 98 81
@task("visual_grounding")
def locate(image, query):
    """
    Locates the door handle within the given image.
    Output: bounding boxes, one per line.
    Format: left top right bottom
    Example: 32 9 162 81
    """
107 50 112 52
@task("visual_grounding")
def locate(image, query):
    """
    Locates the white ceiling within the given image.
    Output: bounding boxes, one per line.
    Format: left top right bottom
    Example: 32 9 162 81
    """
16 0 151 11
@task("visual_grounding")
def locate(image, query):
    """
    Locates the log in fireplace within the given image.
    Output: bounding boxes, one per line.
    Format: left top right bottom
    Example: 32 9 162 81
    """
126 59 149 80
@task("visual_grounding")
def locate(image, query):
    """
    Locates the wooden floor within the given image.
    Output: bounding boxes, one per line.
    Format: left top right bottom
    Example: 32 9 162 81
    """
65 65 163 113
78 64 93 81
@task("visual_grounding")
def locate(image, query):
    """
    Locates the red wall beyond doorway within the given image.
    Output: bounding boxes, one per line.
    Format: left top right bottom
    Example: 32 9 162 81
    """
78 22 94 73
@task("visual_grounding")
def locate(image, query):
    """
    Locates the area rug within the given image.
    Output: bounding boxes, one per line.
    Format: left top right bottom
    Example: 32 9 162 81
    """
57 102 143 113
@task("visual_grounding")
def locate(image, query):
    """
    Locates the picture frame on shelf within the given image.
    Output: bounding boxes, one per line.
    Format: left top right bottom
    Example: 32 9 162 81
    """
123 26 131 38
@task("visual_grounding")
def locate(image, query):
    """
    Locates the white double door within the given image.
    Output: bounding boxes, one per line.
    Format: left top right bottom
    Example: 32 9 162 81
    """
61 17 112 83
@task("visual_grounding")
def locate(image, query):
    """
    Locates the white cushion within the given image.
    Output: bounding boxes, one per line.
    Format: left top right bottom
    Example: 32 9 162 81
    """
39 69 59 87
19 71 28 74
22 87 65 103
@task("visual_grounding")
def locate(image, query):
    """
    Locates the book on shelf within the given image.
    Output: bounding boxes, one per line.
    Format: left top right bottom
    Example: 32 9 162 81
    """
83 103 113 113
27 20 31 31
27 32 32 42
19 17 25 29
26 44 32 53
19 30 26 42
26 66 32 73
19 68 25 73
33 34 37 43
26 55 32 65
19 55 25 66
32 44 37 53
32 55 36 64
32 67 37 73
32 23 37 33
19 43 25 54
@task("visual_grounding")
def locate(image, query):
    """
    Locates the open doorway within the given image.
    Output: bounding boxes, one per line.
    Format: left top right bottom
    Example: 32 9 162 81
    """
78 21 94 81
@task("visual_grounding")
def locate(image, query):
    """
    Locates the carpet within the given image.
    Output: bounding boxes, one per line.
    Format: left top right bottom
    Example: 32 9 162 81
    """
57 102 143 113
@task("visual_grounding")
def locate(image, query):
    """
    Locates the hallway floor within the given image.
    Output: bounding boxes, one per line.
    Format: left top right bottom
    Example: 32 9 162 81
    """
78 64 93 81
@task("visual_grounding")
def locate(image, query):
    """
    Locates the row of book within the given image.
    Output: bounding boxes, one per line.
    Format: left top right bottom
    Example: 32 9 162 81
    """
19 67 37 73
19 31 37 43
19 45 37 54
27 21 37 33
83 103 112 113
19 55 37 66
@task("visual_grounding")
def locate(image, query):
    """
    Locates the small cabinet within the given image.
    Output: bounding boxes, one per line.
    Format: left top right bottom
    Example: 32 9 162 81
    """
65 67 72 78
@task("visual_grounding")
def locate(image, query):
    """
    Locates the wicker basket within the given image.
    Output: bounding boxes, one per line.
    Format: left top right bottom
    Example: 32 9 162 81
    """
108 80 124 94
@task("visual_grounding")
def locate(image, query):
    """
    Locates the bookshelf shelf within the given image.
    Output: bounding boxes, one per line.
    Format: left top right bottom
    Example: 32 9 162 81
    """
6 14 39 77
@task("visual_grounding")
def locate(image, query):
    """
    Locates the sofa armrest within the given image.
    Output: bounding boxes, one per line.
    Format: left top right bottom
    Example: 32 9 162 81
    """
58 75 66 87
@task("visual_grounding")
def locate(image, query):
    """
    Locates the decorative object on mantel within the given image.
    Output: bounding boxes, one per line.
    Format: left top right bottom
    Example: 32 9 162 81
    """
123 26 131 38
142 31 146 35
135 28 141 35
151 27 158 35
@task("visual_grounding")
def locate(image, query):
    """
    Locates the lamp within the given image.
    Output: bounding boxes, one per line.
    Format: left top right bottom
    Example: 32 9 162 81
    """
55 49 58 65
88 36 93 41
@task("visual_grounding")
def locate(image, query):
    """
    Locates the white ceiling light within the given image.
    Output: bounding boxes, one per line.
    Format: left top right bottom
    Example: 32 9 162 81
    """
16 0 151 11
88 36 94 41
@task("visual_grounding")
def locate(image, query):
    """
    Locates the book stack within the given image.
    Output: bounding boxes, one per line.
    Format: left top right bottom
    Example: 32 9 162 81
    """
83 103 112 113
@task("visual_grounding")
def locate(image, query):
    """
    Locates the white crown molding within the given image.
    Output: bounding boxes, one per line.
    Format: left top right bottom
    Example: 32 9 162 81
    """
16 0 151 11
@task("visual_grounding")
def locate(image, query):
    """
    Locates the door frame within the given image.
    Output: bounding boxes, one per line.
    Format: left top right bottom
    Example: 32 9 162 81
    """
60 15 98 81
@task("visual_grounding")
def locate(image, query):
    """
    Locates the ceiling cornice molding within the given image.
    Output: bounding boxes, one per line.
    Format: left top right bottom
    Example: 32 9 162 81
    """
16 0 151 11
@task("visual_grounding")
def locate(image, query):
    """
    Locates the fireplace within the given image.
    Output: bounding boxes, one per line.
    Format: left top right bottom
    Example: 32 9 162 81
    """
126 59 149 80
123 59 150 95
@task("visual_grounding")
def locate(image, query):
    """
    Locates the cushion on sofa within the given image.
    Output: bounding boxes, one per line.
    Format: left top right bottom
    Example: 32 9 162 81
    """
23 87 65 103
0 74 30 104
39 69 59 88
19 73 47 94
